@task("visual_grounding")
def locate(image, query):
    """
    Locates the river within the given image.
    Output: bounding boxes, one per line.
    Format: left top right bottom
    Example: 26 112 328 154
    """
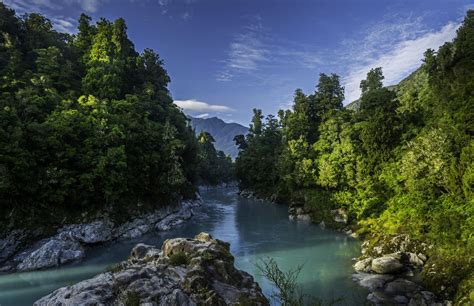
0 187 367 305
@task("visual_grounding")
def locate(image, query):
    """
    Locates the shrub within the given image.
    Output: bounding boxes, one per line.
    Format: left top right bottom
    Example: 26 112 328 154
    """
169 252 190 266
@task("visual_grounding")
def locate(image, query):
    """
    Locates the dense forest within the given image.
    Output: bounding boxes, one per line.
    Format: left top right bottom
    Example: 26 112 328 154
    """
0 3 232 234
234 11 474 303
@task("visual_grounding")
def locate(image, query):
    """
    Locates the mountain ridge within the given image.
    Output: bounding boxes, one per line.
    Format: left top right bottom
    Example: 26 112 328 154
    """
189 116 248 159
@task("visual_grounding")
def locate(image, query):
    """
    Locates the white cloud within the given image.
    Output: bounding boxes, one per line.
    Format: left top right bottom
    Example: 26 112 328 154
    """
227 31 269 71
174 99 234 112
343 18 459 102
217 16 323 82
78 0 102 13
51 16 77 34
5 0 106 14
195 113 209 118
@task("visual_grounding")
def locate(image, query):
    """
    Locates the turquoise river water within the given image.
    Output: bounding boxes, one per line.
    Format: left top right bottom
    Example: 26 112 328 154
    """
0 187 367 305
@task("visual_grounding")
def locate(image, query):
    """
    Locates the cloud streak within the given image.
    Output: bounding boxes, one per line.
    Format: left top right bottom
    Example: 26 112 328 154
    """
217 16 323 82
342 15 459 102
174 99 234 113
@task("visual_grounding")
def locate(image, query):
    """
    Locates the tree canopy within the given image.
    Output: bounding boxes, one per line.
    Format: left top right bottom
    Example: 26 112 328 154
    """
234 10 474 304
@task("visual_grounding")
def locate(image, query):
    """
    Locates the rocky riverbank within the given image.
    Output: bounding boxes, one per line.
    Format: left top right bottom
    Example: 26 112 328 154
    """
0 197 202 273
34 232 269 305
352 235 451 305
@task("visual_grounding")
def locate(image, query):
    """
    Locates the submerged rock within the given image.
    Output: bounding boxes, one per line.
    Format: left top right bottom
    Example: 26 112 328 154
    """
17 239 84 271
352 272 394 291
34 233 269 306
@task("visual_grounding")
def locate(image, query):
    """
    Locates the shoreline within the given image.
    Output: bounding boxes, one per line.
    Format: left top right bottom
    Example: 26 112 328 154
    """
236 188 451 305
0 196 203 274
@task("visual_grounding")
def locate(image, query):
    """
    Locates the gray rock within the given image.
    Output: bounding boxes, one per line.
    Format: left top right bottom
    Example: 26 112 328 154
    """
371 256 404 274
155 207 192 231
394 295 409 304
367 291 392 305
115 202 182 238
59 219 113 244
407 252 424 266
330 209 348 224
385 278 421 296
35 233 268 305
354 257 373 273
17 239 84 271
34 273 115 306
353 273 394 291
0 229 28 263
417 253 427 262
130 243 160 259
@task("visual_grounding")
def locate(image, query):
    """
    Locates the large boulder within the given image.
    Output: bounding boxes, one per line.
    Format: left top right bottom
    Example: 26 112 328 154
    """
35 233 268 305
371 255 404 274
354 257 373 273
17 239 84 271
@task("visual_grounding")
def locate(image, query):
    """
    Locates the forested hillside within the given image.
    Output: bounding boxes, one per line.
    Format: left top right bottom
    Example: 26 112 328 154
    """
0 4 203 233
190 116 248 159
234 11 474 303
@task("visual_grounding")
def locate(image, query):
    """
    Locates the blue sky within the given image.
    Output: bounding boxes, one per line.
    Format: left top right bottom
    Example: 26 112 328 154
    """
5 0 473 125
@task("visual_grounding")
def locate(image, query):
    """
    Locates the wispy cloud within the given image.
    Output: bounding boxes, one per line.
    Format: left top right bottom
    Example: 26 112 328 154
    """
342 15 459 102
50 16 77 34
217 16 323 82
195 113 209 118
174 99 234 113
6 0 106 14
157 0 196 20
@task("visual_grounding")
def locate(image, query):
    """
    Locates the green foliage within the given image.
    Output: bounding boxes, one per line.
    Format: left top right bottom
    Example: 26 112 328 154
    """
256 257 305 305
196 131 234 186
106 263 123 273
0 3 198 232
256 257 343 306
237 10 474 302
123 291 140 306
169 252 190 266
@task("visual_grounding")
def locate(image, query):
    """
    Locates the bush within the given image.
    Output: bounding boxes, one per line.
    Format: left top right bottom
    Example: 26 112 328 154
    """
124 291 140 306
169 252 190 266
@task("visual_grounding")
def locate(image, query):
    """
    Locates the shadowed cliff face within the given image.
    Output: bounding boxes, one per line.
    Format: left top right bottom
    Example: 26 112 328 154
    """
190 117 248 159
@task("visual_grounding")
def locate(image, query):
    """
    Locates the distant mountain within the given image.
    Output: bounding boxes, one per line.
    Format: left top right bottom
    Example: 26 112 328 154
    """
189 117 248 159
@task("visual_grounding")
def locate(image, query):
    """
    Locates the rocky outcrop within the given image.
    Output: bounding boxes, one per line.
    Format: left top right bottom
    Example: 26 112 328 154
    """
59 220 114 244
0 229 29 266
34 233 269 306
16 239 84 271
1 198 202 273
353 235 449 305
